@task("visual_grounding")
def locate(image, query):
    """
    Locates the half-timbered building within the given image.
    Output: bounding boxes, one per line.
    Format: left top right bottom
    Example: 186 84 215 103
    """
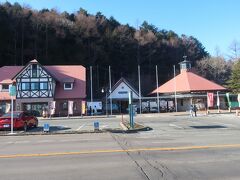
0 60 86 116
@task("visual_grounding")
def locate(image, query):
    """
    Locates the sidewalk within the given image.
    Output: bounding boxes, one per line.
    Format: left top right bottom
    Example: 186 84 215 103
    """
39 115 116 120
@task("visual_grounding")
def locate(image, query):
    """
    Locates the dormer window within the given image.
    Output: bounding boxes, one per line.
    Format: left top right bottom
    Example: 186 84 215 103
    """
64 83 73 90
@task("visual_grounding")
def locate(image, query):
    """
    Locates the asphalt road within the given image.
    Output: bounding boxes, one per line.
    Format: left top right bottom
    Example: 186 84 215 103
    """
1 113 240 180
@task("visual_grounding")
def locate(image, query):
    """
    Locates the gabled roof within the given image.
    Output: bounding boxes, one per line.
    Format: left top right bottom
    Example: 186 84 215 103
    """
151 71 227 94
11 59 58 81
108 77 139 99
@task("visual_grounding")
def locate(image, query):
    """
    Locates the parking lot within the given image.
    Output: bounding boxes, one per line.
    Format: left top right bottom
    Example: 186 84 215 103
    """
1 111 240 135
1 111 240 179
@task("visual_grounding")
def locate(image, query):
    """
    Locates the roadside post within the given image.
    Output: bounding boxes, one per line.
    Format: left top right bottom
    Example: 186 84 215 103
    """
43 123 50 132
94 121 99 131
128 91 134 129
9 84 16 135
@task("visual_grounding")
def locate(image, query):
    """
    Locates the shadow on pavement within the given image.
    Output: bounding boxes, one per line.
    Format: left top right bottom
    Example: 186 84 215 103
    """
27 126 71 132
190 125 227 129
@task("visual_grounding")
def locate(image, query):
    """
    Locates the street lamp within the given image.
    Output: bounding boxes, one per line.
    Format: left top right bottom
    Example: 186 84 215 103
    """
101 88 108 116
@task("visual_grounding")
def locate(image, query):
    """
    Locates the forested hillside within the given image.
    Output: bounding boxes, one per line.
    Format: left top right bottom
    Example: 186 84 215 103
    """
0 2 208 97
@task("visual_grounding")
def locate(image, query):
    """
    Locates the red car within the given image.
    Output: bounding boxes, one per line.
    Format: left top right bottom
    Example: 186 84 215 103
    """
0 111 38 131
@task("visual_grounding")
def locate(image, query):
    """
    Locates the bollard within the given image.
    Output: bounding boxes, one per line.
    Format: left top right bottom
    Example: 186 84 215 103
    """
94 121 99 131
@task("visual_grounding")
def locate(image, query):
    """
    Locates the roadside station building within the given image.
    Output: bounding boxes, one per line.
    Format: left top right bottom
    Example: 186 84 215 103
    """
151 58 227 111
107 77 139 113
0 60 86 116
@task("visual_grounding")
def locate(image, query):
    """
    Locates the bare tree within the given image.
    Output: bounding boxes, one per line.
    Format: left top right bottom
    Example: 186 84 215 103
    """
229 40 240 60
195 56 233 85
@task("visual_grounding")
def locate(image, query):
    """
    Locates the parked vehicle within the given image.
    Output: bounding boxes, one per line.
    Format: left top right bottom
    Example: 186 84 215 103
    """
150 107 158 113
0 111 38 131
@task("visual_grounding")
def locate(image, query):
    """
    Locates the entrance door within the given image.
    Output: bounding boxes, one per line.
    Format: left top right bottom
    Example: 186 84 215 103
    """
120 101 129 113
23 103 48 117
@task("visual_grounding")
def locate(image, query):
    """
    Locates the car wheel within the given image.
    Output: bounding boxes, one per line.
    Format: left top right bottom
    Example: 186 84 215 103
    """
23 123 27 132
34 121 38 128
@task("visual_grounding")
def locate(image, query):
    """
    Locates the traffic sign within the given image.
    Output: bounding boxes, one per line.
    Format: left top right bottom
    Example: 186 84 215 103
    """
9 85 16 96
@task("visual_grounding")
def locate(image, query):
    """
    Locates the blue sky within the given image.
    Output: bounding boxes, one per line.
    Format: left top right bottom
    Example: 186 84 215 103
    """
1 0 240 57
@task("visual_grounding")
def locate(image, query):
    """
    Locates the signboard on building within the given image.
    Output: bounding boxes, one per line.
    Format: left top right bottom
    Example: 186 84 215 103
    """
49 101 56 115
87 101 102 110
81 101 86 115
68 101 73 115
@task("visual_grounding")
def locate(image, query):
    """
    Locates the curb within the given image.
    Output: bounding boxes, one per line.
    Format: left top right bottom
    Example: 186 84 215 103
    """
0 130 107 136
39 115 116 121
120 121 152 133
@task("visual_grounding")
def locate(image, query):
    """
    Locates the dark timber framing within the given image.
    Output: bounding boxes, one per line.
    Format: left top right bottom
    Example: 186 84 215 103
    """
15 62 56 99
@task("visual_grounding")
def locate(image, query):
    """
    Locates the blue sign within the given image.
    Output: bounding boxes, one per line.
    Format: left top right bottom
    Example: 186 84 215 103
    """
94 121 99 131
9 85 16 96
43 123 50 132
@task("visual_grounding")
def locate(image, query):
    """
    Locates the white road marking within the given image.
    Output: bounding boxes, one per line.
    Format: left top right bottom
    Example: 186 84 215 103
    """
76 124 86 131
37 140 54 143
101 125 109 128
14 141 30 144
1 141 14 144
59 139 99 142
169 123 183 129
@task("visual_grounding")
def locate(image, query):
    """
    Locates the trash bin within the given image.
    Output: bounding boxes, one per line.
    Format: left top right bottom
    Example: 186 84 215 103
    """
94 121 99 131
43 123 50 132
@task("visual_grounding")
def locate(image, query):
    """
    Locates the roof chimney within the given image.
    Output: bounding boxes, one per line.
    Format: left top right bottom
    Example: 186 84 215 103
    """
179 56 191 73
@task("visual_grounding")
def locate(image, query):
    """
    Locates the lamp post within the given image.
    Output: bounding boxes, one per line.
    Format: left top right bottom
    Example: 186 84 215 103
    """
101 88 108 116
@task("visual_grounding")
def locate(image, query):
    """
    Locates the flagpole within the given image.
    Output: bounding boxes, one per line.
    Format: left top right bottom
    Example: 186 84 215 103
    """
156 65 160 113
109 66 112 115
90 66 93 116
206 92 209 114
173 65 177 112
138 65 142 114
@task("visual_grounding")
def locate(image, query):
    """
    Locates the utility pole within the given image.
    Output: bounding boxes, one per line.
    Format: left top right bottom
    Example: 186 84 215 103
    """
90 66 93 115
138 65 142 114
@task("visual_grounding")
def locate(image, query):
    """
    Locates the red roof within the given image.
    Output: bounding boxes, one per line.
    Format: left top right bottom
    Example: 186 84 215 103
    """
0 66 23 83
45 66 86 99
0 65 86 100
152 71 227 94
0 66 23 100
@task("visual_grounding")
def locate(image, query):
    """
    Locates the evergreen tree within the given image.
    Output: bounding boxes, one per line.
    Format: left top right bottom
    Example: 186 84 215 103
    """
228 60 240 93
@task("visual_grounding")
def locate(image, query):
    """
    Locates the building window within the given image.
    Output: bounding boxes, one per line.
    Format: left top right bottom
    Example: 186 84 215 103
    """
40 82 48 90
64 83 73 90
31 82 40 90
1 84 9 91
22 83 30 90
32 64 38 77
